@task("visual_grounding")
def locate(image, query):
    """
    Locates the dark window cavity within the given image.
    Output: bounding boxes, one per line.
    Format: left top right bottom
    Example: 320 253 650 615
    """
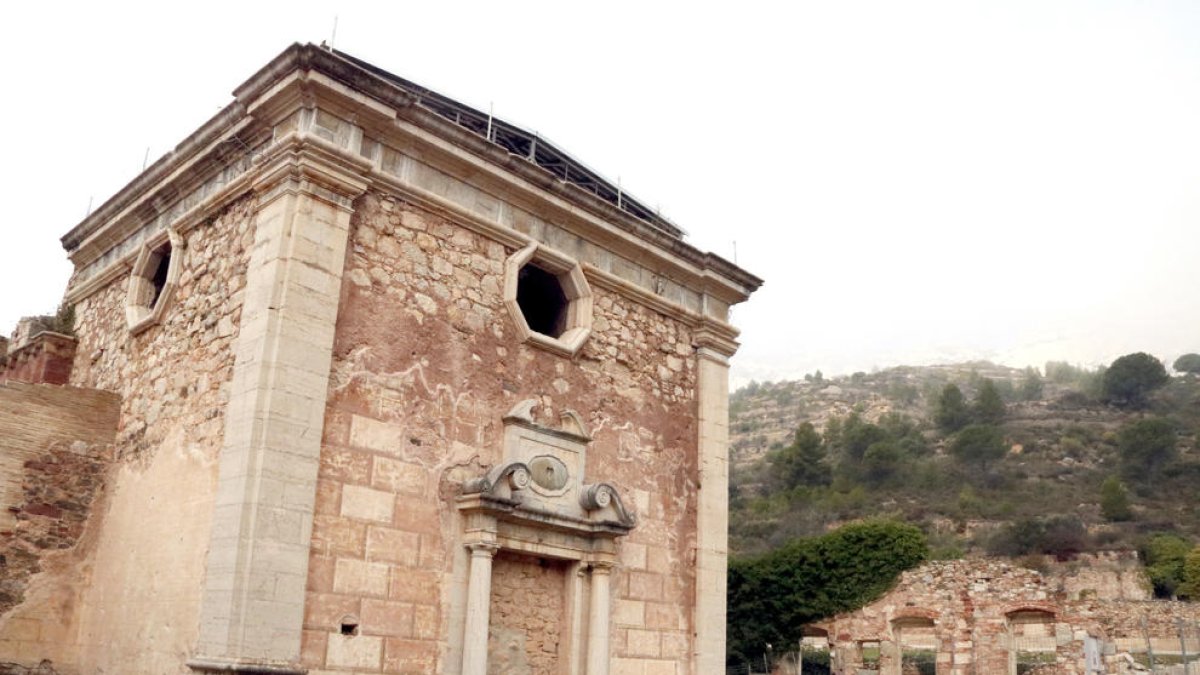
516 264 567 338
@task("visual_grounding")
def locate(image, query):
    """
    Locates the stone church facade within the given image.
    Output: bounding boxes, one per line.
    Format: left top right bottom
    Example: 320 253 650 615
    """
0 44 759 675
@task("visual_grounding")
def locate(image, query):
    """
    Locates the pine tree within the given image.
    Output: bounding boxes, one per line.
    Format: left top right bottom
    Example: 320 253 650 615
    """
934 384 971 433
769 422 830 488
973 379 1006 424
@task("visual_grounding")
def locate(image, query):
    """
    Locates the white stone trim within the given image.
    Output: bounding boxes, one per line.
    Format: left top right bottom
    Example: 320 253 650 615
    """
694 352 732 673
125 227 184 334
502 241 593 358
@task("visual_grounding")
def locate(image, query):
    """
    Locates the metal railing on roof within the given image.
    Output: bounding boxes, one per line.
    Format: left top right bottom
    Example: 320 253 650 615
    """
333 49 684 239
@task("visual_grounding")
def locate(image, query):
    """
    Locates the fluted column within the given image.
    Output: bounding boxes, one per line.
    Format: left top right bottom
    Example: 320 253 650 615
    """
586 562 614 675
461 542 500 675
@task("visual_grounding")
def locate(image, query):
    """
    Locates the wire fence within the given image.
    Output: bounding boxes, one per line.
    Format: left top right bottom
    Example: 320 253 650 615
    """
1124 617 1200 675
726 647 832 675
727 618 1200 675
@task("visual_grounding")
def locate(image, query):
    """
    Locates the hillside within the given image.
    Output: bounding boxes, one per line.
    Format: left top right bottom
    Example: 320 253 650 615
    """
728 360 1200 563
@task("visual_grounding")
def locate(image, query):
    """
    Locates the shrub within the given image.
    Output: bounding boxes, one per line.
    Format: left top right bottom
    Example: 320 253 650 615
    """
727 520 927 665
1118 418 1177 478
1100 476 1133 521
988 516 1089 559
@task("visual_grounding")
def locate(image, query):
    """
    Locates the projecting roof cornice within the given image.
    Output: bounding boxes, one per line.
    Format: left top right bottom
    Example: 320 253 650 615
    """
61 43 760 318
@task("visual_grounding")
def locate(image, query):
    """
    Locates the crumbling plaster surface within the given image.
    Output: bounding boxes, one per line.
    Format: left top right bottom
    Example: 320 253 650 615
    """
0 196 254 674
302 191 698 675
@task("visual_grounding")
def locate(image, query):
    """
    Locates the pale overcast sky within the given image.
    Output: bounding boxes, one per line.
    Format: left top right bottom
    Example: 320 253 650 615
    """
2 1 1198 386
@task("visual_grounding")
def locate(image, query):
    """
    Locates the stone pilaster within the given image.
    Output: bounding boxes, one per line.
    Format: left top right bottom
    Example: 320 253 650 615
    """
188 142 368 673
693 324 738 674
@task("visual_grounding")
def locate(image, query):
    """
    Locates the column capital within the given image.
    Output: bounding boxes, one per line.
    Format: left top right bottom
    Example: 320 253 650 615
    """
466 541 501 557
692 320 740 359
251 134 373 211
589 560 617 574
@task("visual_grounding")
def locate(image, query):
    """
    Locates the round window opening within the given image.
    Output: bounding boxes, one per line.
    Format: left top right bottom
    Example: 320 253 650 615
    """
517 264 568 339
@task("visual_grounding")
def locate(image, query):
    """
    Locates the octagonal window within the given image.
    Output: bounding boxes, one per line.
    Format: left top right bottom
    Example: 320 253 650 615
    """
504 243 592 357
126 228 183 334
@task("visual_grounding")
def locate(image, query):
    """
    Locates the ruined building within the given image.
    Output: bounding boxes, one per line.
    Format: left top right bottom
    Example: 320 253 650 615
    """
813 556 1199 675
0 44 760 674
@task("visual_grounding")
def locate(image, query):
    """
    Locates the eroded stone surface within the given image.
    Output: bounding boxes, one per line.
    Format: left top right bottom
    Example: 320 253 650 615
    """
0 196 253 672
304 192 699 673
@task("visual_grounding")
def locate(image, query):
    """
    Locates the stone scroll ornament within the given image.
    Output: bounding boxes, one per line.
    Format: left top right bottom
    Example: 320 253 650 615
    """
461 462 532 501
460 399 636 529
579 483 636 527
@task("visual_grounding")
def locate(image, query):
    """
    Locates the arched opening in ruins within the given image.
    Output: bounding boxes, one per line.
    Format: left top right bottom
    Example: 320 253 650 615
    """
1006 609 1057 675
892 616 937 675
796 626 831 674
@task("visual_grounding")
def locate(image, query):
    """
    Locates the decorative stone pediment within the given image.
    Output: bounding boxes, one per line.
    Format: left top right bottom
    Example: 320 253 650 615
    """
459 399 635 543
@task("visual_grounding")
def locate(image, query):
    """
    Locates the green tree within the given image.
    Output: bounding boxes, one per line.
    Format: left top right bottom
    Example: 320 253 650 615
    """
973 379 1006 424
1173 353 1200 376
950 424 1007 473
1142 534 1193 598
934 384 971 433
1102 352 1169 408
769 423 830 488
862 440 902 485
1020 367 1044 401
837 413 888 461
1099 475 1132 521
1117 418 1177 478
1180 546 1200 599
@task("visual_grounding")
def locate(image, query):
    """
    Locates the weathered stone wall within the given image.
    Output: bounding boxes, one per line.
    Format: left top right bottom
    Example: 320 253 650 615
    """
1 334 76 386
302 191 699 674
0 196 254 674
1075 599 1200 656
1040 551 1150 602
0 383 118 661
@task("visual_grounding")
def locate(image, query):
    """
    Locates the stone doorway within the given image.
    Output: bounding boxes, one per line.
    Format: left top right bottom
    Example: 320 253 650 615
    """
488 552 571 675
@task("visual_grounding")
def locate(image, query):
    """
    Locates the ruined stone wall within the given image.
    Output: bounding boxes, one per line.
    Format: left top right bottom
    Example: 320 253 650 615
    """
824 559 1196 675
0 196 255 674
1039 551 1150 602
1 334 76 386
0 383 119 661
1076 599 1200 655
302 191 698 674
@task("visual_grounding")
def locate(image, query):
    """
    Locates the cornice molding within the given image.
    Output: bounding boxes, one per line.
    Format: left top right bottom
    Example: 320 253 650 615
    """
61 43 760 322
